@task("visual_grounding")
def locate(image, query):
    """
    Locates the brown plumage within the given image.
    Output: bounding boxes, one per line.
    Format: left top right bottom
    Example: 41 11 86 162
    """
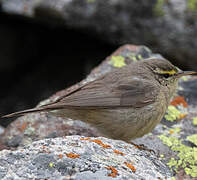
2 58 196 141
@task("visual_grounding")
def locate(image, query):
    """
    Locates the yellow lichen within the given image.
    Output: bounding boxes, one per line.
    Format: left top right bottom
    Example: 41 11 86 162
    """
186 134 197 146
49 162 54 168
188 0 197 11
109 56 126 68
181 76 190 81
192 117 197 126
137 54 142 60
127 53 138 62
158 134 197 177
154 0 165 16
87 0 95 2
164 105 183 122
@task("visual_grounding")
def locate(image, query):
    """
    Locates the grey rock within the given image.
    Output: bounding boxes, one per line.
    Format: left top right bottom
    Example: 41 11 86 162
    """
0 136 172 179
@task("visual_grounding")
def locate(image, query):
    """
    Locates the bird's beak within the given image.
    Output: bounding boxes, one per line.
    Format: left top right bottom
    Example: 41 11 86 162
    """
177 71 197 77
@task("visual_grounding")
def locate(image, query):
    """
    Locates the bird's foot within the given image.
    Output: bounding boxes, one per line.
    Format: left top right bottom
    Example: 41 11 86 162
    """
129 142 155 154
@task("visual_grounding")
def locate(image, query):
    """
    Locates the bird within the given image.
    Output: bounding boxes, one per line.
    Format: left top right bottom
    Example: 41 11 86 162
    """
2 58 196 142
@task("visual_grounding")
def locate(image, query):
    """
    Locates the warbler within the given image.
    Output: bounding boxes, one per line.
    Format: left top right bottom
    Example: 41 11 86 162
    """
3 58 196 142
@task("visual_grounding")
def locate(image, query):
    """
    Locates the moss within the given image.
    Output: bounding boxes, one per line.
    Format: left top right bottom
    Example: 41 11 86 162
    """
154 0 165 16
188 0 197 11
192 117 197 125
186 134 197 146
109 56 126 68
158 134 197 177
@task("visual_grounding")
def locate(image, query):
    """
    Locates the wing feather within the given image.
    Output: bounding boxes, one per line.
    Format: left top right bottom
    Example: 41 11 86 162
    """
46 75 158 109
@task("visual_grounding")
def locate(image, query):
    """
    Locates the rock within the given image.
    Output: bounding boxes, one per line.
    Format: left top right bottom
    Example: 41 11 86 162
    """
1 0 197 70
1 44 197 178
0 136 172 179
0 125 4 135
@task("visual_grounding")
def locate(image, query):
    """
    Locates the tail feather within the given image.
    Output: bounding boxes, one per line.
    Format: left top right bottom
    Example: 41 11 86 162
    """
2 107 48 118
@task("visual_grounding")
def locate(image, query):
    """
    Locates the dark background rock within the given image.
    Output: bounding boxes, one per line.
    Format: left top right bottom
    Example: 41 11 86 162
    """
1 0 197 71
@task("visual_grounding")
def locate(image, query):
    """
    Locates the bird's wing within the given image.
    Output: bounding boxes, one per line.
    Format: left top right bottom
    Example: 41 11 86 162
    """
44 75 159 109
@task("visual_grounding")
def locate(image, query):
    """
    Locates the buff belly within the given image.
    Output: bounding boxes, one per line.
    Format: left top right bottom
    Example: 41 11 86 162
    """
50 98 166 142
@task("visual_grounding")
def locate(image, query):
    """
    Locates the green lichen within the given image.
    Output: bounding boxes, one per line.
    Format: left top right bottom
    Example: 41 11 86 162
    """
164 105 182 122
154 0 165 16
192 117 197 125
158 134 197 177
187 134 197 146
188 0 197 11
109 56 126 68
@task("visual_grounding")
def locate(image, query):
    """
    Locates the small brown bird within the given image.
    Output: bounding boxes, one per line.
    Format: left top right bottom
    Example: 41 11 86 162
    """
2 58 196 142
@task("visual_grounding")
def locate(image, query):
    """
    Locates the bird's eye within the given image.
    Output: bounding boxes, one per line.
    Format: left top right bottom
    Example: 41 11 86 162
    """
163 74 170 78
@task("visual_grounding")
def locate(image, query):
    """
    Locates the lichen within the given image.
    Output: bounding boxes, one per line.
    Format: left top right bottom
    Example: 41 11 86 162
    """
187 0 197 11
158 134 197 177
124 162 136 173
170 96 188 107
154 0 165 16
127 53 138 62
192 117 197 125
186 134 197 146
106 166 118 178
66 153 80 159
168 127 181 135
109 56 126 68
87 0 95 3
164 105 185 122
49 162 54 168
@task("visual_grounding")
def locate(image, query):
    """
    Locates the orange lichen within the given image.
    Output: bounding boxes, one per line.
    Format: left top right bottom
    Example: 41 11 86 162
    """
124 162 136 173
169 129 174 135
179 113 187 119
106 166 118 178
80 137 91 140
19 122 28 132
80 138 112 148
170 96 188 107
113 150 125 156
58 154 63 159
66 153 80 159
90 139 111 148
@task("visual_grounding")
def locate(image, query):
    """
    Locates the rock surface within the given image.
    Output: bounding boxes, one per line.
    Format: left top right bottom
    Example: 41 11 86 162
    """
1 0 197 70
0 136 172 179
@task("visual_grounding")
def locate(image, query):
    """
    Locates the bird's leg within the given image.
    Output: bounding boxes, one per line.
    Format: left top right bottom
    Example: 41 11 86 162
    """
129 141 155 154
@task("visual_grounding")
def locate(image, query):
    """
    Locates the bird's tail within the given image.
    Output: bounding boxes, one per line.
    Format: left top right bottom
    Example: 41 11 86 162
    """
1 107 48 118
